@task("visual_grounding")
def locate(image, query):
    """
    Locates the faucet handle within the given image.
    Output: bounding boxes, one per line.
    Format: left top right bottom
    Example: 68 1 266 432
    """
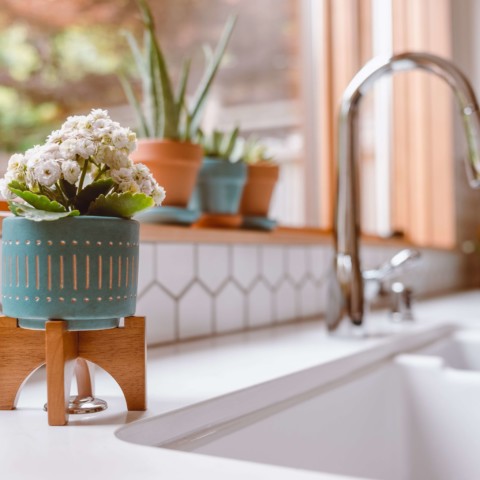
363 248 421 282
390 281 415 322
362 248 421 304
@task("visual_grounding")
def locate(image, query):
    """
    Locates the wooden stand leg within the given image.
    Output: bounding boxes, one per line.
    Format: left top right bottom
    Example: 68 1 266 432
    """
45 321 78 426
0 316 45 410
1 315 146 425
75 358 94 399
79 316 147 411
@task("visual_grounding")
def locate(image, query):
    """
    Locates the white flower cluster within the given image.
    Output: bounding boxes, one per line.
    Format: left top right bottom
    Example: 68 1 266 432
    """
0 109 165 206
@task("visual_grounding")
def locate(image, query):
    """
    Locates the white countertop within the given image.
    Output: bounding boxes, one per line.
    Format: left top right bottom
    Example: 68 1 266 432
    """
1 290 480 480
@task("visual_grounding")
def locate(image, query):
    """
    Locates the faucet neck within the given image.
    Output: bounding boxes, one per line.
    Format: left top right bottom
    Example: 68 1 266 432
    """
329 51 480 331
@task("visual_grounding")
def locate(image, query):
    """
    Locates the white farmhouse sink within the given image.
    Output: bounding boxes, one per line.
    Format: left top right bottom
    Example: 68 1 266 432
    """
116 325 480 480
413 327 480 371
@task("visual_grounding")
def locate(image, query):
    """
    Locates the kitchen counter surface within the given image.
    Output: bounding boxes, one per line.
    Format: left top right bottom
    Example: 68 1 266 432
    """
1 290 480 480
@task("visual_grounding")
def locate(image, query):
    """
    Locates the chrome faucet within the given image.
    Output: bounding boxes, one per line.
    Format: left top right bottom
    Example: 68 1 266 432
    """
326 52 480 332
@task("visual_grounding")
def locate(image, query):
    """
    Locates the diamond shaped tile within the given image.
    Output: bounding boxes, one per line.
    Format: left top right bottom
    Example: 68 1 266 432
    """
137 243 156 295
287 247 307 284
215 282 245 333
299 280 320 318
178 283 212 340
198 245 229 293
247 280 272 327
137 284 176 345
232 245 260 290
156 244 195 296
261 245 285 288
274 279 297 323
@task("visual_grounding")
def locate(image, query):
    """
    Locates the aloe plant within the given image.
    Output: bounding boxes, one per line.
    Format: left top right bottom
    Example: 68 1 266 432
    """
198 128 242 162
121 0 236 142
242 137 274 165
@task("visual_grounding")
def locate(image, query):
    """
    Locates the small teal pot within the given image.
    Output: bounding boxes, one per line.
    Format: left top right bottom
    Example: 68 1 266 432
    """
193 157 247 214
1 216 139 331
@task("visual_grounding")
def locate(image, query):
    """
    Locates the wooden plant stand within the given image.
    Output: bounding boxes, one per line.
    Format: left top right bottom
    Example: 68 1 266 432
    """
0 315 146 426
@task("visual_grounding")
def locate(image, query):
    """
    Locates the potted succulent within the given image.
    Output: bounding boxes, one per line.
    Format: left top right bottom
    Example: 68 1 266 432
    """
193 128 247 228
239 138 279 230
0 108 165 331
120 0 236 213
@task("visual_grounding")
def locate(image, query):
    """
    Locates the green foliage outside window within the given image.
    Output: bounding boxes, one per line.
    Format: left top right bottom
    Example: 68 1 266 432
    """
0 19 134 153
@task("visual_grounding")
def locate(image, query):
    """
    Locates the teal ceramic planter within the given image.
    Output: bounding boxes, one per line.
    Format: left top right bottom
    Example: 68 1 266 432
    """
1 216 139 331
194 157 247 214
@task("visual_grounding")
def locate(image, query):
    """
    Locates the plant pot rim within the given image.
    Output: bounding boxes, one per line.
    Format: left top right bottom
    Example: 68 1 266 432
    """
247 161 279 168
137 138 202 148
204 155 240 163
4 215 139 225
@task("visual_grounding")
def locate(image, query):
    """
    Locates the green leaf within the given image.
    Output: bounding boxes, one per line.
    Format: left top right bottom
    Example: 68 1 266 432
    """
59 179 77 201
137 0 179 139
87 192 154 218
9 187 67 212
189 15 237 137
223 127 239 159
122 30 148 79
202 44 214 65
8 202 80 222
148 31 162 137
8 180 27 191
74 178 115 214
119 75 149 137
176 58 191 112
143 30 155 135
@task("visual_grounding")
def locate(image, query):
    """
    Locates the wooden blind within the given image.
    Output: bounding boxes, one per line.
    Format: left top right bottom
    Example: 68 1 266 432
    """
317 0 372 229
392 0 454 247
316 0 454 248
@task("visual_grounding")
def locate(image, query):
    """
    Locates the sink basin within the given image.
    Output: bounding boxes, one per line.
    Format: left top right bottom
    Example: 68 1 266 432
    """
413 327 480 371
116 325 480 480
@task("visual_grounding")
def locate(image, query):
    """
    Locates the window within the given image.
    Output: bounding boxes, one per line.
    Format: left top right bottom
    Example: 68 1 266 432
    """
306 0 455 247
0 0 305 226
0 0 460 246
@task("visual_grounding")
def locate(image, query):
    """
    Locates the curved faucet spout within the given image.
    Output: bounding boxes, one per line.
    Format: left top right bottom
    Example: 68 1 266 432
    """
327 51 480 331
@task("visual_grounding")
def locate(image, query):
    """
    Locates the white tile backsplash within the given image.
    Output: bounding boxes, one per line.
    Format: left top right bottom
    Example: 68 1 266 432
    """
261 246 285 287
310 246 331 281
299 280 320 319
215 282 245 333
198 245 229 293
178 283 212 340
287 247 308 284
247 280 273 328
137 243 156 294
232 245 259 290
156 244 195 297
274 280 297 323
141 285 176 344
135 240 468 345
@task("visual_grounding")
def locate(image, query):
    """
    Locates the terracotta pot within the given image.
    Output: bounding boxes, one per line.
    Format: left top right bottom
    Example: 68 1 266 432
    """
240 163 280 217
131 139 203 207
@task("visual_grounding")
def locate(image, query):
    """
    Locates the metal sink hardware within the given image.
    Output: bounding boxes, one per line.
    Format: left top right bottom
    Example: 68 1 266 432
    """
327 52 480 332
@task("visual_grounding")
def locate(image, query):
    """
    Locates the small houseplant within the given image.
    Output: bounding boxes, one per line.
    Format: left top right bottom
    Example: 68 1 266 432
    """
239 137 279 220
120 0 236 208
0 108 165 331
193 128 246 228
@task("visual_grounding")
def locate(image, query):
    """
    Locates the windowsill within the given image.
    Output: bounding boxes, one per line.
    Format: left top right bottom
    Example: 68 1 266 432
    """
139 223 418 248
0 212 454 250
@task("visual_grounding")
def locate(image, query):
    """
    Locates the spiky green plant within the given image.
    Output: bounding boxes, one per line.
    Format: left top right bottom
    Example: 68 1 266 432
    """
198 128 242 162
120 0 236 142
242 137 274 165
